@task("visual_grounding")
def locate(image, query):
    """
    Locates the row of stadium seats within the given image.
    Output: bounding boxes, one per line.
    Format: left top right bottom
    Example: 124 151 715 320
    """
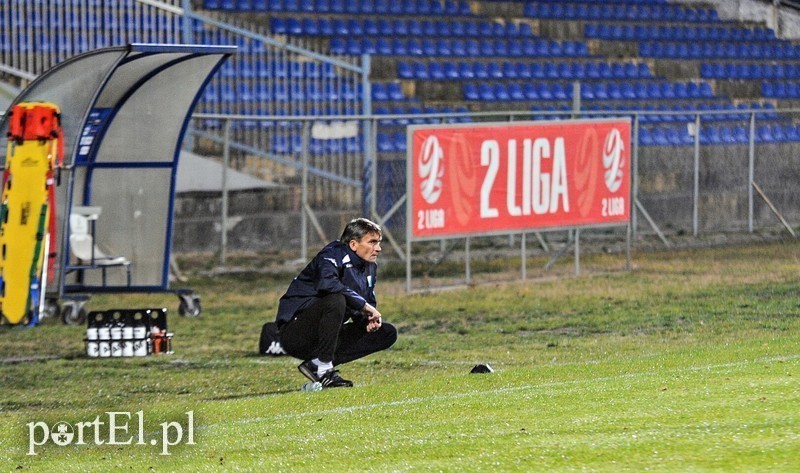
374 104 473 125
0 11 174 32
204 81 364 103
578 102 780 123
270 17 534 38
270 134 365 154
701 63 800 80
397 60 652 81
204 0 472 15
462 80 715 102
639 123 800 146
761 81 800 99
329 37 590 57
638 41 800 60
585 23 775 41
524 2 719 22
216 59 337 80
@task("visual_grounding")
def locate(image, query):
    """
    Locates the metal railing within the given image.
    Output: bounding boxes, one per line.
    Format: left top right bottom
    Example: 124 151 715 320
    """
183 107 800 268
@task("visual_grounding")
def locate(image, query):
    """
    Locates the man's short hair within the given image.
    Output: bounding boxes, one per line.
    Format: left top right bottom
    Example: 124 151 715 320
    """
340 218 382 244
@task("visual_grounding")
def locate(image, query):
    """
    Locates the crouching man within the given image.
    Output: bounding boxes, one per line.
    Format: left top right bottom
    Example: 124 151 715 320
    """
275 218 397 388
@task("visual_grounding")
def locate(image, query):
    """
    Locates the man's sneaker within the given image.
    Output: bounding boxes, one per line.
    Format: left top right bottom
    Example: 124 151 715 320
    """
298 360 319 382
319 369 353 388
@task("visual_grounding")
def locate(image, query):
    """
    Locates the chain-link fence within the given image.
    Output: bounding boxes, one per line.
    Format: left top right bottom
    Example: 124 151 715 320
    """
178 107 800 273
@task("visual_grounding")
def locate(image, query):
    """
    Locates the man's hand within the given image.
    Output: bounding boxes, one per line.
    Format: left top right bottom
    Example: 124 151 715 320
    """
363 303 382 333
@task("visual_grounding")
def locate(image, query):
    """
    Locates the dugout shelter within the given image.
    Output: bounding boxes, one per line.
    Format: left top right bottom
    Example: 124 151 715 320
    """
0 43 235 322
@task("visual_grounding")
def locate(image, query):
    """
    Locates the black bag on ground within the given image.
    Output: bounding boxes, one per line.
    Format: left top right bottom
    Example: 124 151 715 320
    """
259 322 287 356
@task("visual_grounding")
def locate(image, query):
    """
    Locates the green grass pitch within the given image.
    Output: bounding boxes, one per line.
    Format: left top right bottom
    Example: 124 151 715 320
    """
1 241 798 471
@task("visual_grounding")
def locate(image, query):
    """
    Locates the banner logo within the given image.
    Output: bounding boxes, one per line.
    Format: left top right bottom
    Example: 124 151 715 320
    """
418 135 444 204
602 128 625 193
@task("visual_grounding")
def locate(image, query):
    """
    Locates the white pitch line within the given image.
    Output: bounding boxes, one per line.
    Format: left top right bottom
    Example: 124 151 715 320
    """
199 354 800 432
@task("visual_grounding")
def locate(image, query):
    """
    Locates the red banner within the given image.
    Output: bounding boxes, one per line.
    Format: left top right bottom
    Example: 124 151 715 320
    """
408 119 631 239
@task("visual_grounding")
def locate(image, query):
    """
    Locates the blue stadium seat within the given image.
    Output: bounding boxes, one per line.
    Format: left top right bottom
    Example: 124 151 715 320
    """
376 38 392 55
505 22 519 38
436 39 451 56
593 82 608 100
391 38 407 55
502 62 517 79
731 126 748 143
429 62 445 79
523 83 538 100
407 39 423 56
428 20 448 37
393 132 407 152
377 132 395 152
397 61 413 79
494 83 510 101
473 62 488 79
387 82 405 100
621 82 636 100
329 38 346 54
478 83 495 101
479 40 494 56
606 83 622 100
488 62 502 78
515 62 531 79
363 18 378 35
508 83 525 101
374 0 391 14
756 125 774 143
451 40 466 56
361 38 377 54
444 62 459 79
463 83 479 100
301 18 317 35
784 124 799 141
407 19 422 37
639 128 654 146
377 19 392 36
444 0 459 15
537 82 553 100
372 83 388 101
345 38 361 55
552 83 570 100
652 127 671 146
421 38 438 57
459 62 474 78
530 62 544 79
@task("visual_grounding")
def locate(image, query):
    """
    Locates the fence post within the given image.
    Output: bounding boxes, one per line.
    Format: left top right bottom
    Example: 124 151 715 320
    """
748 112 756 233
693 113 700 236
301 121 310 262
631 114 640 238
220 118 230 266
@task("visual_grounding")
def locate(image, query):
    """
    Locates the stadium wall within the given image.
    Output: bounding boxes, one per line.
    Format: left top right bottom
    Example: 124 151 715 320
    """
677 0 800 39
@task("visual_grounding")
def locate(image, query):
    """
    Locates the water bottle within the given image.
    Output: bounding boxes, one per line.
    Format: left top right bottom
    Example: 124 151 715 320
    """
301 382 323 392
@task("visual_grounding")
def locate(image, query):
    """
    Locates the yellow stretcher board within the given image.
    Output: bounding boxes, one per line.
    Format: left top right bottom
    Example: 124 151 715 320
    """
0 102 62 325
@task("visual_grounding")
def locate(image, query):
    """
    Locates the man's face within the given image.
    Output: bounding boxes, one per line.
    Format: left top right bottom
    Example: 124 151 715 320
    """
349 231 382 263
